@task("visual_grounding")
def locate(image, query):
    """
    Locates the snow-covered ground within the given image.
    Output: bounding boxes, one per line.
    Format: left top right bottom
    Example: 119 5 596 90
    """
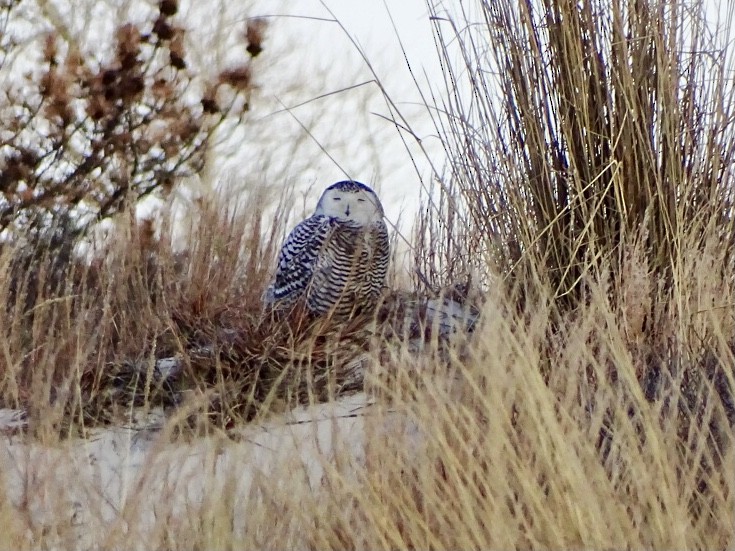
0 394 423 549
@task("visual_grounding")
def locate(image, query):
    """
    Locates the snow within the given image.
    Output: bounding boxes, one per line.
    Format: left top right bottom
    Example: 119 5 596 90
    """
0 393 422 549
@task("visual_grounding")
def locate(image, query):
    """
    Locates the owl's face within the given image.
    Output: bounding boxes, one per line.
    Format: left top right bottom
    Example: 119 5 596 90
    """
314 181 384 226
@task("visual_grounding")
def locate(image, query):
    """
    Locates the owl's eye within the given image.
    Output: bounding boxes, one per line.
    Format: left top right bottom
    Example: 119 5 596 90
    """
333 197 341 201
357 198 366 203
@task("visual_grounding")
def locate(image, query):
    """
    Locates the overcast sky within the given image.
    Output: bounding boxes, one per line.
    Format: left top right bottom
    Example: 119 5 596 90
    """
237 0 443 226
208 0 734 236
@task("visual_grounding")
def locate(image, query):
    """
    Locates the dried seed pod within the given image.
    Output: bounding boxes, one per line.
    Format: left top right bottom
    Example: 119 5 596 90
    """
219 65 251 91
170 51 186 70
153 17 174 41
43 33 58 65
159 0 178 16
245 19 266 57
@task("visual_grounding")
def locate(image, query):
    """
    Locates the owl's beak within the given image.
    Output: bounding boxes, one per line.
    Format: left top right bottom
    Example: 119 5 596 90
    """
345 206 351 217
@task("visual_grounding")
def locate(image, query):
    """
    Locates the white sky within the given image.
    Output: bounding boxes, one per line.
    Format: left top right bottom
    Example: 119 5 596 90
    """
220 0 445 229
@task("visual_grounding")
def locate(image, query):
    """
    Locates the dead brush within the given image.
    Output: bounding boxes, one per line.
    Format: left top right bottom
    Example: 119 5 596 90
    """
0 190 266 435
306 267 734 549
346 0 735 545
91 286 478 435
0 0 262 238
410 0 735 444
0 187 466 437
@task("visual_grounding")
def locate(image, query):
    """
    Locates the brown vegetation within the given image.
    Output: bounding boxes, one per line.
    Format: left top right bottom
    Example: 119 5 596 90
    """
0 0 732 548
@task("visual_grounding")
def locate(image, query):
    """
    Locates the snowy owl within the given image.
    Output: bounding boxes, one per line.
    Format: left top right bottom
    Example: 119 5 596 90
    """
264 180 390 318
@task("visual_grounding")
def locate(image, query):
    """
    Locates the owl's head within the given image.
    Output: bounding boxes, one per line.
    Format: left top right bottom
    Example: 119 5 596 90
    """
314 181 384 225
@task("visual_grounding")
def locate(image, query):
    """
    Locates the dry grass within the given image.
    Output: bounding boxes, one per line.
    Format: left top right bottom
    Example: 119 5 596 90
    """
0 192 730 549
418 0 735 303
0 0 733 549
335 269 733 550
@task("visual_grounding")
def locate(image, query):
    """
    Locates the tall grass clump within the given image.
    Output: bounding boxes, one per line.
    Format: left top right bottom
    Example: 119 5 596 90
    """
369 0 735 547
422 0 734 299
411 0 735 413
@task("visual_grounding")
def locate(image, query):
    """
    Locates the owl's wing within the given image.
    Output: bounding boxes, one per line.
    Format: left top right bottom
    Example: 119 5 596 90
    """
265 214 336 307
369 219 391 292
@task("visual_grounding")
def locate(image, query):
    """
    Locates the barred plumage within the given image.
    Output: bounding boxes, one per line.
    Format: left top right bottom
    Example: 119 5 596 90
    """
265 181 390 318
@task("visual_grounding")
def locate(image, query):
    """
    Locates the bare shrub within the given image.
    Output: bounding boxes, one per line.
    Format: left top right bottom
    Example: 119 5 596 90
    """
0 0 260 240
